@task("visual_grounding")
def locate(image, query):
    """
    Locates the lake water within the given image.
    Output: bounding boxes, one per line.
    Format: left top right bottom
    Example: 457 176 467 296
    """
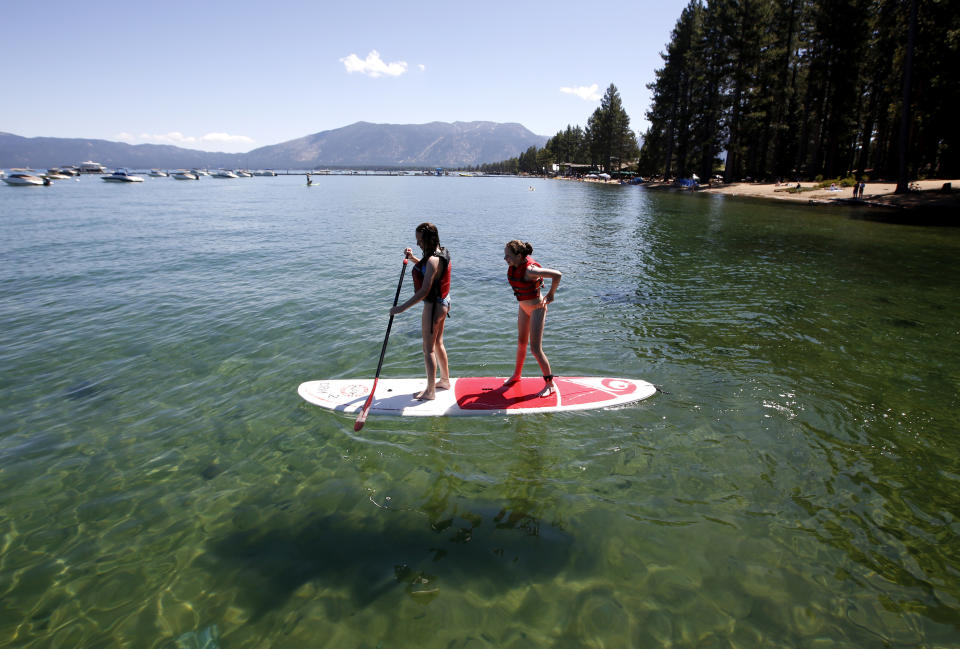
1 174 959 648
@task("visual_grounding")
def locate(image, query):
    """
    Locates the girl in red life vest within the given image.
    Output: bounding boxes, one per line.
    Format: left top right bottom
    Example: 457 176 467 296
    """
503 239 562 396
390 222 451 400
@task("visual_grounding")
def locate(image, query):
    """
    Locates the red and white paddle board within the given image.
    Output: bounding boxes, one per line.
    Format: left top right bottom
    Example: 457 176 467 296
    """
297 376 656 417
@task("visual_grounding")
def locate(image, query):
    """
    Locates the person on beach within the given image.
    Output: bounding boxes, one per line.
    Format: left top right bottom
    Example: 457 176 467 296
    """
503 240 562 396
390 223 451 400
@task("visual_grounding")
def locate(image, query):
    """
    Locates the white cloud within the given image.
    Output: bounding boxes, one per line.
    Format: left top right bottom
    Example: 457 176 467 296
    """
114 131 198 146
340 50 408 78
560 84 601 101
418 64 426 72
200 132 255 145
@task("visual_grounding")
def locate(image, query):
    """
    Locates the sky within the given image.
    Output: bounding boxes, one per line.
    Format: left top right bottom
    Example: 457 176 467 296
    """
2 1 688 153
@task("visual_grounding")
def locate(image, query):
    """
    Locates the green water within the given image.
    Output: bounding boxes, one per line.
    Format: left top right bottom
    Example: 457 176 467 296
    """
1 175 958 648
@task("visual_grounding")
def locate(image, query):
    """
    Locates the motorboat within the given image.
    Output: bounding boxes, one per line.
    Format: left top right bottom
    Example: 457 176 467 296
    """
45 169 72 180
149 169 169 177
254 170 277 176
212 170 238 178
4 173 48 186
235 170 252 177
172 170 199 180
102 169 144 183
79 161 107 174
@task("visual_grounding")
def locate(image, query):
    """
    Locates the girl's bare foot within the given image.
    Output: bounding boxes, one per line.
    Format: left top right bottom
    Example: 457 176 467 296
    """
538 379 556 397
415 389 436 401
436 379 451 391
503 375 521 387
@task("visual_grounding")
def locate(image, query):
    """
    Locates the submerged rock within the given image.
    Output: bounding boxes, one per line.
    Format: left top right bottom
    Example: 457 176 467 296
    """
163 624 220 649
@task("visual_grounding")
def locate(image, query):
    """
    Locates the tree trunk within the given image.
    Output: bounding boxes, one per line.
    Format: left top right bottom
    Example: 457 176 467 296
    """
895 0 918 193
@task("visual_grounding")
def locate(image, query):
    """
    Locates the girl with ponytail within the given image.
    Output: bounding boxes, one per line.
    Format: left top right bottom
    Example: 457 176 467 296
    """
503 239 562 396
390 223 452 400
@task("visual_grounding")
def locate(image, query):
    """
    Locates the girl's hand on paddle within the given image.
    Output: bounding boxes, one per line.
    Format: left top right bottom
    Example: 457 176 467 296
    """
390 305 403 316
403 247 414 260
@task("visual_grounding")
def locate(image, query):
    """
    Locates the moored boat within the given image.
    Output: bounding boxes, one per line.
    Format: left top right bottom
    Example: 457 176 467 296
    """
79 161 107 174
172 170 199 180
3 173 48 186
102 169 144 183
212 170 238 178
149 169 169 177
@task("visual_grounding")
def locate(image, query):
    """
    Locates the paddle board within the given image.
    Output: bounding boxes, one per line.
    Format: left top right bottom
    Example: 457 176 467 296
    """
297 376 656 417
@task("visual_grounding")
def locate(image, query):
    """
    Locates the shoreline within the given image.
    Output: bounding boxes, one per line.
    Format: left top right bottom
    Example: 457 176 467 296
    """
568 177 960 214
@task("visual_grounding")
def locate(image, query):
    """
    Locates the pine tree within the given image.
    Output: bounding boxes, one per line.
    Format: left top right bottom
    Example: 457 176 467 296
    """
640 0 704 178
584 85 634 172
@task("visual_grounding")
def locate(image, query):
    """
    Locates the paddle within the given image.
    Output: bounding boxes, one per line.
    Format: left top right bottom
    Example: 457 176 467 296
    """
355 258 408 431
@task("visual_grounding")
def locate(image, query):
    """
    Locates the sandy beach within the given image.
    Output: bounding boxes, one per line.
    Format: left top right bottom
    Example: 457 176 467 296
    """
567 175 959 211
637 178 960 211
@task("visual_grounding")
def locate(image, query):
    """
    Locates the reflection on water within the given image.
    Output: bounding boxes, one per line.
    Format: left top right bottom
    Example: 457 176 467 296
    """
1 176 959 647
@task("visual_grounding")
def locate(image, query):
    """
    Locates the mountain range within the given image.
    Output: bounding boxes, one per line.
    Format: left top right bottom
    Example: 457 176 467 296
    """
0 122 548 169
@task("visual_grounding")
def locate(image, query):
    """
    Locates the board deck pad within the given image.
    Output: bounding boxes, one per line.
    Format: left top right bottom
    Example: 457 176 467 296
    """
297 376 655 418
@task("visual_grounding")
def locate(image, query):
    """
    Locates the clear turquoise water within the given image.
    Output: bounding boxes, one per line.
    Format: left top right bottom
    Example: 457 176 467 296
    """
1 175 959 648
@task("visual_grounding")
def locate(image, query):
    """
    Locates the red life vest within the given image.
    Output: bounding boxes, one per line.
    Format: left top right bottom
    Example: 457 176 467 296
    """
412 247 451 300
508 257 543 301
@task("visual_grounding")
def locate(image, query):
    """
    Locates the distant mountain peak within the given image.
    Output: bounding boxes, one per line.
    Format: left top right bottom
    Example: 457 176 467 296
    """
0 121 547 169
248 121 548 168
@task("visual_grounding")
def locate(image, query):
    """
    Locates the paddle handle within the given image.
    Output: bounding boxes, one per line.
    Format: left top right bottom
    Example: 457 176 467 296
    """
355 258 408 431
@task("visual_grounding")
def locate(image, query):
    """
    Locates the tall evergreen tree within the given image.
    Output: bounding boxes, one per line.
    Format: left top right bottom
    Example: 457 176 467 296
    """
640 0 959 182
587 84 637 171
640 0 704 178
895 0 918 192
544 125 589 165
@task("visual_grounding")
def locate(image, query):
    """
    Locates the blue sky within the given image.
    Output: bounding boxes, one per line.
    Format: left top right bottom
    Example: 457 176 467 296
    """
3 1 688 153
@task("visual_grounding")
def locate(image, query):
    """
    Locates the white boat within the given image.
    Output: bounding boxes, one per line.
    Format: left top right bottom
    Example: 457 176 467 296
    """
235 170 252 177
172 170 199 180
212 170 238 178
4 173 48 186
45 169 72 180
79 161 107 174
102 169 144 183
149 169 168 177
253 170 276 176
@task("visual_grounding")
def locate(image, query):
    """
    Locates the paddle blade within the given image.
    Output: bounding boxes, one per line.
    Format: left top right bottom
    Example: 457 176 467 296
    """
354 379 378 431
354 407 370 431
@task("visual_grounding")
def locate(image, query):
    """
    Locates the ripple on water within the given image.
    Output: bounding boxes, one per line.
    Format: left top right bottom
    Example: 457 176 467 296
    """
2 177 960 648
